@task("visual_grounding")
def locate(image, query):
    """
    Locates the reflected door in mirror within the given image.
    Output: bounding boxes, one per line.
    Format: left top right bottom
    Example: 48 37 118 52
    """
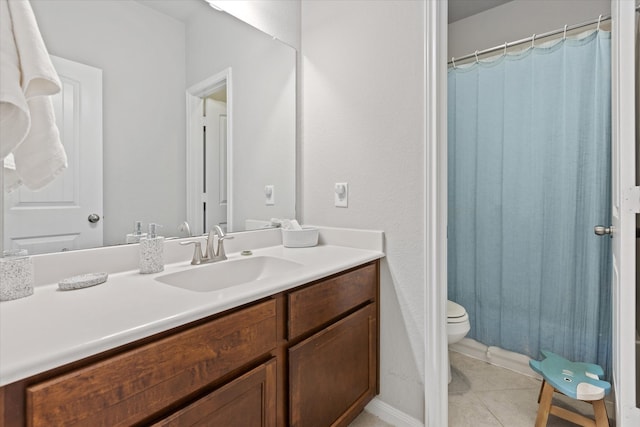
4 56 103 254
204 94 227 233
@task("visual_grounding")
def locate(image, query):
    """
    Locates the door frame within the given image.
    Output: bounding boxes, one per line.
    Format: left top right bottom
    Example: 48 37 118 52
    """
611 0 639 424
425 0 448 426
430 1 639 426
185 68 233 236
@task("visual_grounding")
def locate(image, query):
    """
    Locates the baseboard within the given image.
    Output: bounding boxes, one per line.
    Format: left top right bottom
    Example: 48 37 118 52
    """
364 397 424 427
449 337 488 362
449 338 540 379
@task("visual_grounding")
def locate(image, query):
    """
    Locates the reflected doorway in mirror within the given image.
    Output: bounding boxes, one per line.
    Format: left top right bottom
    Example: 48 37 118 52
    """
186 68 232 236
204 94 228 232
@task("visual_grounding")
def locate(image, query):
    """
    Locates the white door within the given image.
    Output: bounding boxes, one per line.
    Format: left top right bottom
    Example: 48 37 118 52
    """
204 96 227 232
3 56 103 254
610 1 639 425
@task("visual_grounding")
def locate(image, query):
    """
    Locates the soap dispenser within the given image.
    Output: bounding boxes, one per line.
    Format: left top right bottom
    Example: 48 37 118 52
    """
139 223 164 274
126 220 147 244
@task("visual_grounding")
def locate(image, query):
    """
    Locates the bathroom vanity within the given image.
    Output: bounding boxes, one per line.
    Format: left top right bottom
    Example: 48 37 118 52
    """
0 228 383 427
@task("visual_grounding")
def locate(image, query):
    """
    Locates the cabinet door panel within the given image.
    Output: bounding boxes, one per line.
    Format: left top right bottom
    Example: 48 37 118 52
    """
26 300 277 427
289 304 376 427
153 358 276 427
288 263 376 339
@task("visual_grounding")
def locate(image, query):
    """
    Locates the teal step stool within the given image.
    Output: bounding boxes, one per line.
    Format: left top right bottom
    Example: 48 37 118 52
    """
529 351 611 427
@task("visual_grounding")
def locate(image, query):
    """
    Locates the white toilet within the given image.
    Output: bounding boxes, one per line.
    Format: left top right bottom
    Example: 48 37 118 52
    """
447 300 470 383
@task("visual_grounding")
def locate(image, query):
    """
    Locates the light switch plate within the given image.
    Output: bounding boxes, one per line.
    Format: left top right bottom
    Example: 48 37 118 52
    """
265 185 275 205
334 183 348 208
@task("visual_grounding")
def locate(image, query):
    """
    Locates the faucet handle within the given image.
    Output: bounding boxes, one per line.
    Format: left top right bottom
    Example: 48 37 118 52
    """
214 226 234 261
215 239 230 261
180 241 203 265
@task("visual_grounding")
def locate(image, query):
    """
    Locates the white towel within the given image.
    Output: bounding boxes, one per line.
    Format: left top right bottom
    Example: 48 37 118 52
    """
0 0 67 192
0 0 30 154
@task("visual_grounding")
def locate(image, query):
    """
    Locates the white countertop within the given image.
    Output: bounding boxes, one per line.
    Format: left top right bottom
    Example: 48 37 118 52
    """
0 235 384 387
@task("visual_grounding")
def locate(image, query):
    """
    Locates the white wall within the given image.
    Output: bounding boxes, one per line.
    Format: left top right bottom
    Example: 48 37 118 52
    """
301 0 426 421
31 0 186 245
186 2 296 231
448 0 611 59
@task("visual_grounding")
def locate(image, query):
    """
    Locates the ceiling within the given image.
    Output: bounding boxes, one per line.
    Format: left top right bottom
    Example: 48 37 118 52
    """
138 0 517 35
448 0 514 23
139 0 515 28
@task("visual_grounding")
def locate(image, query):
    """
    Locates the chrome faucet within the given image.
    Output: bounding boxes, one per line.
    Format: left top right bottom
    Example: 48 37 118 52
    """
180 225 234 265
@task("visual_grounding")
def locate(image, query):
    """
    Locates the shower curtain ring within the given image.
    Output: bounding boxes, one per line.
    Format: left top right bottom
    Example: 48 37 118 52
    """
451 57 457 68
503 42 507 56
531 34 536 49
597 14 602 31
474 50 479 63
563 24 568 40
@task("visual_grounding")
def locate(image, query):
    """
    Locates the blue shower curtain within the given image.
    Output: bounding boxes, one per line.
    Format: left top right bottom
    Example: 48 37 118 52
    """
447 30 612 376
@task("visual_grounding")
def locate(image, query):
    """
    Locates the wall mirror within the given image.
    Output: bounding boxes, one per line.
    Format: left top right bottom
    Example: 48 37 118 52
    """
3 0 296 255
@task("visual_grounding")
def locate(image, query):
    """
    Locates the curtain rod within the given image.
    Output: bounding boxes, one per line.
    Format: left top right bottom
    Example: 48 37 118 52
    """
449 6 640 66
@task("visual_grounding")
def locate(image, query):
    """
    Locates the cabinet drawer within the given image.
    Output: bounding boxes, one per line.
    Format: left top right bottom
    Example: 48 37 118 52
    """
26 299 277 427
288 263 376 339
153 358 277 427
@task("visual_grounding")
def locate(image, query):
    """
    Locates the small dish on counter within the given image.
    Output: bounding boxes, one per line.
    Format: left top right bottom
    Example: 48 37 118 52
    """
58 272 108 291
282 227 319 248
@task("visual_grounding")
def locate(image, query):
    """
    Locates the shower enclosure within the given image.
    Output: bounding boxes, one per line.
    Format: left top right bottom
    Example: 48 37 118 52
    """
439 1 639 425
448 27 613 376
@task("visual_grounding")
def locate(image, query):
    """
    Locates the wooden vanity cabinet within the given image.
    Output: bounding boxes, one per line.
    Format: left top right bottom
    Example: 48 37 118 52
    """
287 262 379 427
0 260 379 427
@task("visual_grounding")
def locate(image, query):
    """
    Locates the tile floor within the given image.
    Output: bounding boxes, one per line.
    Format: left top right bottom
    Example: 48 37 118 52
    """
349 411 394 427
448 351 615 426
349 350 616 427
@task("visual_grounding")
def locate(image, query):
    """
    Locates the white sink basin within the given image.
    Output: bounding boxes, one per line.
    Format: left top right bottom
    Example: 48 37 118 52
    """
156 256 303 292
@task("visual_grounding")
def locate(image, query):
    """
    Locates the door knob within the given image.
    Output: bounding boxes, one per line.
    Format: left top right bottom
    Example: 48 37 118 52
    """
88 213 101 223
593 225 613 236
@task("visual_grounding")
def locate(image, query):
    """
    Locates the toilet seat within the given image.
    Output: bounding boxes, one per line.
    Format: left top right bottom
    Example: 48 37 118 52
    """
447 300 469 324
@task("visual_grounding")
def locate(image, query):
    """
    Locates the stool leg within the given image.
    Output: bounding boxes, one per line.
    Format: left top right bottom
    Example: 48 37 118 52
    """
535 380 555 427
537 380 545 403
591 399 609 427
